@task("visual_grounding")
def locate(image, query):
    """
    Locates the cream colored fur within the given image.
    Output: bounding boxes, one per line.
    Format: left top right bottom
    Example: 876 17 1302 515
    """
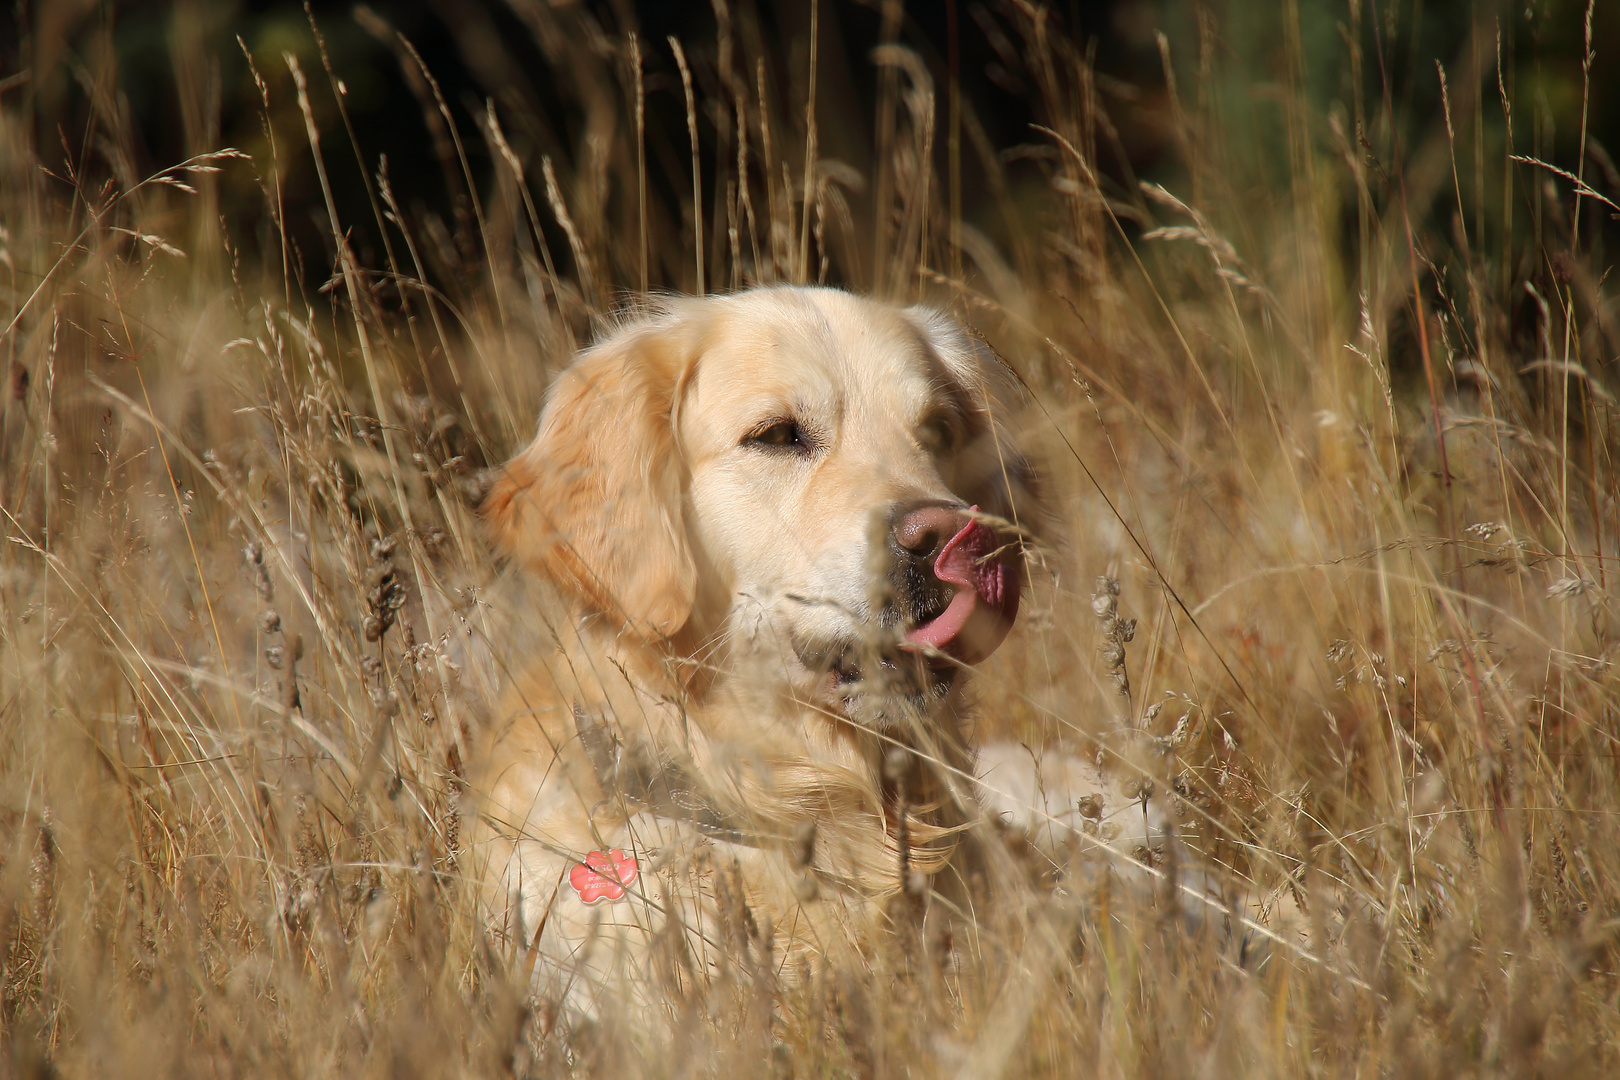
471 287 1166 1017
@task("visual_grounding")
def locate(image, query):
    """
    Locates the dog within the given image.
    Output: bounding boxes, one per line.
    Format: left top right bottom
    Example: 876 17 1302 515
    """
472 287 1174 1018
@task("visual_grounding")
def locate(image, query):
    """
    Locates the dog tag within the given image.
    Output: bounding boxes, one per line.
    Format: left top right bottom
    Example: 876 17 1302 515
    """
569 849 639 903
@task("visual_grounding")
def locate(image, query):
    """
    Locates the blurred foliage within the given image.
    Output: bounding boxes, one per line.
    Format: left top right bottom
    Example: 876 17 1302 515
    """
6 1 1616 304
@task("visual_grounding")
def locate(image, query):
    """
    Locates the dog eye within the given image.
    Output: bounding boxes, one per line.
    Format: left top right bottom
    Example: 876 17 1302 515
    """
920 417 956 453
745 419 808 452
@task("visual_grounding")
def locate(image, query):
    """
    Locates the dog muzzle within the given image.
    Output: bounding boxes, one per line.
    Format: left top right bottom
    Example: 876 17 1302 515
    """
902 510 1020 666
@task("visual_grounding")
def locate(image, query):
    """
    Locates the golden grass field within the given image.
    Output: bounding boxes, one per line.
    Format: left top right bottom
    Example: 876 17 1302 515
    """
2 0 1618 1075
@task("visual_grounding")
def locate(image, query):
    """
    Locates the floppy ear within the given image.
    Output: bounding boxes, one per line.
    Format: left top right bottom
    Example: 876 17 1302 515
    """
484 324 696 639
904 306 1041 528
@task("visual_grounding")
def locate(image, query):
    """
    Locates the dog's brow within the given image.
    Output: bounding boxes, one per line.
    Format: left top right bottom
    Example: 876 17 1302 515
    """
921 375 976 428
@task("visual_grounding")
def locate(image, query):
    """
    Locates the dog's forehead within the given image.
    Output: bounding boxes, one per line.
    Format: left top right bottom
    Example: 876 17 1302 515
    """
686 293 943 422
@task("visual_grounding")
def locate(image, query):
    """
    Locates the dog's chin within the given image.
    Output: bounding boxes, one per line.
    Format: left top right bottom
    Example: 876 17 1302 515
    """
791 636 958 729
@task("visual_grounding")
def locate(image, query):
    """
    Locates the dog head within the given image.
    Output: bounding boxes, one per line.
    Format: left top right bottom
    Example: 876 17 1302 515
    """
485 287 1036 726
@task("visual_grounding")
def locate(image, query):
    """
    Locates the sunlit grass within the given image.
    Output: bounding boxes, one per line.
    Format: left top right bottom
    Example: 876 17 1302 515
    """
1 0 1616 1075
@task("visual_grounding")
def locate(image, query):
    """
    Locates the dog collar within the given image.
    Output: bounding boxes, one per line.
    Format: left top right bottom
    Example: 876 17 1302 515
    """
571 703 750 845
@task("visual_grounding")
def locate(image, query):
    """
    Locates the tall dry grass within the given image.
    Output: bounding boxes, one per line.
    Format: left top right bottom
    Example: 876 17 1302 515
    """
1 0 1617 1075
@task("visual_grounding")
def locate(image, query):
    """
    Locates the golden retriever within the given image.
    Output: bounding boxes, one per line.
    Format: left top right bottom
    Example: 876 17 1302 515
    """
472 286 1167 1017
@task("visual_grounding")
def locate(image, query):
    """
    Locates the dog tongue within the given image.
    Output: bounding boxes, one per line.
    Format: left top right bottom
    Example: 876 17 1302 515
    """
904 510 1020 665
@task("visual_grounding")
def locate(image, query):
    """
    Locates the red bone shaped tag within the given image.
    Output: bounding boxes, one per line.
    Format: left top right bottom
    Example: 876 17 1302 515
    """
569 849 639 904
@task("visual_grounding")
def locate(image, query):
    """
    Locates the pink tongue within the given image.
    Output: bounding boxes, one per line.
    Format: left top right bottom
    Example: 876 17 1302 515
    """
904 510 1020 665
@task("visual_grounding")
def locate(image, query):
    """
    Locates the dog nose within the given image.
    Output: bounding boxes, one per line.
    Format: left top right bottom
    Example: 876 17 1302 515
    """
891 499 1022 665
891 502 971 564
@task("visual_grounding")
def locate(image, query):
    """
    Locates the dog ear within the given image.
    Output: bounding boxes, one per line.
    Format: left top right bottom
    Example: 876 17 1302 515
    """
484 324 696 639
903 306 1041 528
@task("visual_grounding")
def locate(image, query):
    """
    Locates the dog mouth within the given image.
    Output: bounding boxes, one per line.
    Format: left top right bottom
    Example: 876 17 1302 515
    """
900 514 1022 667
787 512 1022 714
794 637 959 711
